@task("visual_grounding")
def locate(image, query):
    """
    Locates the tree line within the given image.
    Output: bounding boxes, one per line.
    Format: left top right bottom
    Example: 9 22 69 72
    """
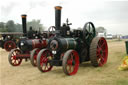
0 19 45 32
0 20 107 35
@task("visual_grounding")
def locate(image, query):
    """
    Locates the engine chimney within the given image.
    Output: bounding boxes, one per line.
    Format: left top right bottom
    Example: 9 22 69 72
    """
55 6 62 30
21 14 27 36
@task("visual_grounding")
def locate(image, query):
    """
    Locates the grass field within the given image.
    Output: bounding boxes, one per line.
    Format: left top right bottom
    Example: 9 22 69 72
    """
0 39 128 85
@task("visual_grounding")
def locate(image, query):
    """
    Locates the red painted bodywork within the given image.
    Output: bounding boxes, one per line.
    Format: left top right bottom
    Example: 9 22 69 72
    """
31 39 48 49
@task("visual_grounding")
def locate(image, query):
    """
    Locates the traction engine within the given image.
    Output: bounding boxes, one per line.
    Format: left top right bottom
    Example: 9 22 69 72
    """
36 6 108 75
8 15 53 66
0 34 17 51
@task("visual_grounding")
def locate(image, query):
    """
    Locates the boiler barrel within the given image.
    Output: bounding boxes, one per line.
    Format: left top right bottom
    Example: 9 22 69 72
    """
49 38 78 52
19 39 48 51
60 38 77 51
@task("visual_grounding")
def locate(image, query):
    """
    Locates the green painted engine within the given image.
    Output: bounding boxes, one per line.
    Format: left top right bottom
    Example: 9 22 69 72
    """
36 6 108 76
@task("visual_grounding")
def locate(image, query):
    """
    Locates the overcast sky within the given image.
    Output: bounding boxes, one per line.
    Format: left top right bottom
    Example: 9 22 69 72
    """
0 0 128 35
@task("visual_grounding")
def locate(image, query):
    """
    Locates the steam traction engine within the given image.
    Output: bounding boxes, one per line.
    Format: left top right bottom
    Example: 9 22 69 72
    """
36 6 108 75
8 15 52 66
0 33 18 51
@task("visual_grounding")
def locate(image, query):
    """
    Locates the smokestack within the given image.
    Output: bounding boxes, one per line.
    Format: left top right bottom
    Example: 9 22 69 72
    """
21 14 27 36
55 6 62 30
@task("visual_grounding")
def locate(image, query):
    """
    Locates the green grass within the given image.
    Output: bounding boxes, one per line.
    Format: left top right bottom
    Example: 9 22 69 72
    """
116 79 128 85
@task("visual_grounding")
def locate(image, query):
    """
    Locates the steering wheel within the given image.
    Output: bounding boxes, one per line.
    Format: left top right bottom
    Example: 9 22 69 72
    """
48 26 56 37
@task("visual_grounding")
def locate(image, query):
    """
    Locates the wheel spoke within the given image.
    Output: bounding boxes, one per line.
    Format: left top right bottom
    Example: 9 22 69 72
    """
41 58 44 65
34 60 36 64
14 60 16 64
40 62 43 67
11 57 13 60
101 42 105 48
44 64 47 70
85 35 89 39
70 53 73 61
69 65 72 73
97 44 100 49
34 55 37 59
99 61 103 66
86 29 89 34
97 52 100 57
88 24 90 32
101 57 104 62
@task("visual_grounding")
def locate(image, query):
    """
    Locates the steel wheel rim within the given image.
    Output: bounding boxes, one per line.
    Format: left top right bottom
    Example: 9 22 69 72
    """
33 49 40 66
96 38 108 66
67 51 79 75
33 55 37 66
40 50 53 72
10 49 22 66
63 50 79 75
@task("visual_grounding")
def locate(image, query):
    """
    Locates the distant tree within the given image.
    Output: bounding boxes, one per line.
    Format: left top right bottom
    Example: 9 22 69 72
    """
0 22 8 32
96 27 107 36
15 23 22 32
6 20 16 32
0 22 5 28
96 27 106 33
27 19 44 31
0 19 45 32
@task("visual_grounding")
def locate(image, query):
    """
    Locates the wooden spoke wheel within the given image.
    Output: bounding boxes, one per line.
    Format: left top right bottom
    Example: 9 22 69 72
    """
30 48 40 67
83 22 96 46
4 40 16 52
90 37 108 67
63 50 79 76
8 49 22 66
37 49 53 72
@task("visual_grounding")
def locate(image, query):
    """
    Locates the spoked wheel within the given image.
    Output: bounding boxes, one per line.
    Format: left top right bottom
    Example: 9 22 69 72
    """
37 49 53 72
63 50 79 76
90 37 108 67
83 22 96 46
8 49 22 66
4 40 16 51
30 48 40 67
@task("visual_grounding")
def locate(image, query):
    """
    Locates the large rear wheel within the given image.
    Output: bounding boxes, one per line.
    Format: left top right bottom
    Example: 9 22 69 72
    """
63 50 79 76
90 37 108 67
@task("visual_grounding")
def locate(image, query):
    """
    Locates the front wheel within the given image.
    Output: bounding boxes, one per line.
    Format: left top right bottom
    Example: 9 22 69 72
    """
62 50 79 76
37 49 53 72
30 48 40 67
8 48 22 66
